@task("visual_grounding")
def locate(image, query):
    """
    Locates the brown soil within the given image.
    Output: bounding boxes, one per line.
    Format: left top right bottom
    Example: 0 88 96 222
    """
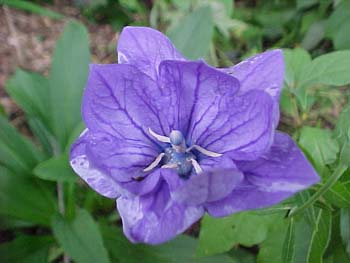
0 3 117 118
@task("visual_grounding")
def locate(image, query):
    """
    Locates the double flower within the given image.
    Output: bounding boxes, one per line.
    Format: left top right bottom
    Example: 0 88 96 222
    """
70 26 319 244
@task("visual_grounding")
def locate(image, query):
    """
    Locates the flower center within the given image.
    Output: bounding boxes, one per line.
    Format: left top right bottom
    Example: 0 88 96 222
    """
144 128 222 177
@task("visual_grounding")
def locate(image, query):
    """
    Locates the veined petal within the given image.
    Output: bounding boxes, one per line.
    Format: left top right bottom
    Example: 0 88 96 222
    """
162 156 243 205
117 26 184 80
206 132 320 217
70 130 161 197
158 60 240 138
117 175 204 244
199 90 275 160
222 50 284 126
82 64 175 145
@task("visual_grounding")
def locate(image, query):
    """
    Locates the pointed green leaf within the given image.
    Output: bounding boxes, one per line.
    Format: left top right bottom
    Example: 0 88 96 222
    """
300 51 350 86
168 6 213 59
34 154 76 182
49 21 90 149
0 235 54 263
6 69 50 126
282 218 295 263
307 209 332 263
340 208 350 256
283 48 311 88
0 115 44 174
0 166 57 226
299 127 339 175
52 209 110 263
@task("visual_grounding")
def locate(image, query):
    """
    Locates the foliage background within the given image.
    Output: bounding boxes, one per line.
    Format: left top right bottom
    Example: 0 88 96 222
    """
0 0 349 262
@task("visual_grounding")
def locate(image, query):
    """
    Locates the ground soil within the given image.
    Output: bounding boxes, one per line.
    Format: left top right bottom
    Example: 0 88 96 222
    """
0 3 117 125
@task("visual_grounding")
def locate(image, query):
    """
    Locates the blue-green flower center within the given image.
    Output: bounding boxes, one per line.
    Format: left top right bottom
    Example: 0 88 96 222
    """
144 128 222 176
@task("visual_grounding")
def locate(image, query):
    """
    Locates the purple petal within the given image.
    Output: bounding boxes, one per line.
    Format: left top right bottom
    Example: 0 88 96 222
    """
159 60 274 160
70 130 161 197
222 50 284 126
117 174 204 244
70 130 121 198
162 156 243 205
206 132 320 217
117 26 184 80
82 63 176 144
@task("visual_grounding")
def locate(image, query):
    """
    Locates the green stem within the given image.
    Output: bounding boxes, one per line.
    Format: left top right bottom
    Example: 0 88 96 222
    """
289 164 348 218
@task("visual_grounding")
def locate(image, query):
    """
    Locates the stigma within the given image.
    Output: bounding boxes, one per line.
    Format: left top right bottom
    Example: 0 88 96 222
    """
143 128 222 177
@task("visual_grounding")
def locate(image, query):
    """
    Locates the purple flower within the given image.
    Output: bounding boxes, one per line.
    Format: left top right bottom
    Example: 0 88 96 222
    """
70 27 319 244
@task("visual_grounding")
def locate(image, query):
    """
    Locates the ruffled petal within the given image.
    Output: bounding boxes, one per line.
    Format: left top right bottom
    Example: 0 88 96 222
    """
222 50 284 126
206 132 320 217
117 26 184 80
222 50 284 99
162 156 243 205
117 174 204 244
159 60 274 159
82 63 178 144
70 130 161 197
70 130 120 198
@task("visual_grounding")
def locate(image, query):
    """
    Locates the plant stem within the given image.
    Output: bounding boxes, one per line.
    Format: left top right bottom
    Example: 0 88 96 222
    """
289 164 348 218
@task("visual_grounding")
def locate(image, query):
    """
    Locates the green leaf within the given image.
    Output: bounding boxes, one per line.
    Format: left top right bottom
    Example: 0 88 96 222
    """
283 48 311 88
0 166 57 226
197 0 235 38
33 153 76 182
5 69 50 126
340 208 350 256
336 105 350 167
49 21 90 149
0 115 43 174
307 209 332 263
300 51 350 86
100 223 232 263
301 21 325 51
297 0 318 9
299 127 339 175
27 118 54 157
334 105 350 145
258 217 288 263
282 218 295 263
168 6 213 59
294 218 313 263
0 235 54 263
324 182 350 208
326 1 350 50
2 0 63 19
52 209 110 263
198 212 278 256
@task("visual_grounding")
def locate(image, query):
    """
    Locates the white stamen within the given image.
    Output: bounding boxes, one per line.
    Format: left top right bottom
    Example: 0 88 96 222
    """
187 145 222 157
148 128 171 143
143 153 165 172
191 158 203 174
161 163 178 169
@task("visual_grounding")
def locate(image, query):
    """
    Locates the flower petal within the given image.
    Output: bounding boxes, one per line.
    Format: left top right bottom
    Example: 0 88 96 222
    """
70 130 120 198
82 63 176 145
159 60 274 159
206 132 320 217
117 175 204 244
222 50 284 126
70 130 161 197
117 26 184 80
222 50 284 101
162 156 243 205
